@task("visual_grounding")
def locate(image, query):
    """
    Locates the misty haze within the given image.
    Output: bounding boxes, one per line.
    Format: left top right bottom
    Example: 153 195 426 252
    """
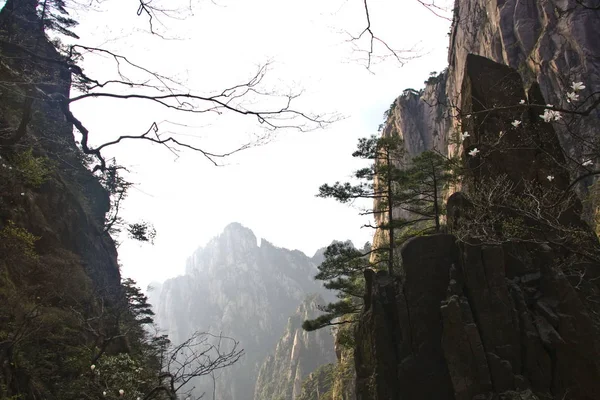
1 1 600 400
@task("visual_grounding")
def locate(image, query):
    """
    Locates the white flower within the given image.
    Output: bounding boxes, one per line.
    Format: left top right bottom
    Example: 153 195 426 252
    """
1 164 5 168
119 389 125 396
20 193 24 196
540 110 553 122
566 92 579 102
103 392 106 397
468 148 480 157
511 120 522 127
519 99 525 104
583 160 593 167
461 132 470 141
90 365 96 371
571 82 586 91
8 166 12 170
540 109 562 122
499 130 504 137
547 175 555 181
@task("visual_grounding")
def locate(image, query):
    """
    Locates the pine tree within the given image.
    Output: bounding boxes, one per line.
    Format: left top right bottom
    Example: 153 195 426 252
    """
396 150 453 234
318 134 407 274
302 241 370 332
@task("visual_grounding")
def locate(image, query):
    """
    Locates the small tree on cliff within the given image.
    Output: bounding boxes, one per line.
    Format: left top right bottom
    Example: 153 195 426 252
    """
397 150 454 233
318 136 453 274
302 241 371 331
318 135 407 274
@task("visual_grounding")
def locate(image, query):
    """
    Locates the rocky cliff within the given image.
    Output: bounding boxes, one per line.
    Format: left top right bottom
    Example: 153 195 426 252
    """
152 223 329 400
389 0 600 160
354 53 600 400
0 2 127 398
254 295 337 400
373 1 600 250
356 232 600 400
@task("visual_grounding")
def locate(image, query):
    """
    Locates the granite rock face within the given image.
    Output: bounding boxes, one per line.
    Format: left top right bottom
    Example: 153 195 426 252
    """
374 1 600 247
0 0 119 288
355 234 600 400
389 0 600 161
355 56 600 400
152 223 329 400
254 295 337 400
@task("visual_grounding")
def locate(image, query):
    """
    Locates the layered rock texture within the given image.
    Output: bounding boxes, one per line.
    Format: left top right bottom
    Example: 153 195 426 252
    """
389 0 600 160
152 223 329 400
0 0 119 287
254 295 337 400
0 2 125 397
355 54 600 399
374 0 600 249
356 234 600 400
297 363 335 400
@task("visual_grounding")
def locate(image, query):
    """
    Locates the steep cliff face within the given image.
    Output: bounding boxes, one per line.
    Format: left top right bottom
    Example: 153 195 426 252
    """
356 234 600 400
254 295 337 400
152 223 328 400
0 3 126 398
389 0 600 161
0 0 119 287
297 363 335 400
330 333 356 400
355 55 600 400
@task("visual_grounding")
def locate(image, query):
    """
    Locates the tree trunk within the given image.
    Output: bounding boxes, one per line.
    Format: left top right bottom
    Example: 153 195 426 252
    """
386 150 394 275
432 160 440 232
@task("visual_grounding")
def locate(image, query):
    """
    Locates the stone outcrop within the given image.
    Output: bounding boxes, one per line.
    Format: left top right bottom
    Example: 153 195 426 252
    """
388 0 600 161
297 363 335 400
0 0 119 287
0 2 124 397
355 54 600 400
355 233 600 400
152 223 329 400
254 295 337 400
373 1 600 247
330 331 356 400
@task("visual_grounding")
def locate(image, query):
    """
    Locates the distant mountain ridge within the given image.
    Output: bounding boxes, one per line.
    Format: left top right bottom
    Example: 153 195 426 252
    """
150 223 332 400
254 294 337 400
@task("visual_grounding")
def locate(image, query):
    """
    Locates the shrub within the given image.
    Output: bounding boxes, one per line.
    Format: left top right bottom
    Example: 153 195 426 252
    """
0 220 39 261
14 148 52 187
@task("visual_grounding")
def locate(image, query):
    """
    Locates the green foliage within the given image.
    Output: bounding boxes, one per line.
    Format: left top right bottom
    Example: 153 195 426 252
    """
99 165 157 244
424 69 446 85
297 363 335 400
0 220 39 261
302 242 368 332
302 299 359 332
335 321 356 350
382 101 396 119
122 278 155 325
318 136 452 275
13 148 52 187
127 222 157 244
397 150 454 232
38 0 80 39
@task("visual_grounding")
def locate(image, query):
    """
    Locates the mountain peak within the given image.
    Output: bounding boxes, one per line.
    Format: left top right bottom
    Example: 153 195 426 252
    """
221 222 257 244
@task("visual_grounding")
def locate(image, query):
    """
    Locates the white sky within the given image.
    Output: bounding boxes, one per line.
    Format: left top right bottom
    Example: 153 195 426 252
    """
65 0 452 288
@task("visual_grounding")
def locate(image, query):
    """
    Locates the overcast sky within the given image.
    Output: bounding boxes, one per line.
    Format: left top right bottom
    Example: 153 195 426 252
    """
66 0 452 288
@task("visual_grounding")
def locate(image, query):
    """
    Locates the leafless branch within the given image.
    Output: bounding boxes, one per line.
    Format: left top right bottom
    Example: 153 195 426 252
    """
415 0 453 21
346 0 419 70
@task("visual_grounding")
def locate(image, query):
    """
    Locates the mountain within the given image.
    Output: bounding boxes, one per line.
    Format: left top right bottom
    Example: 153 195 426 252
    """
254 294 337 400
355 3 600 394
152 223 330 400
